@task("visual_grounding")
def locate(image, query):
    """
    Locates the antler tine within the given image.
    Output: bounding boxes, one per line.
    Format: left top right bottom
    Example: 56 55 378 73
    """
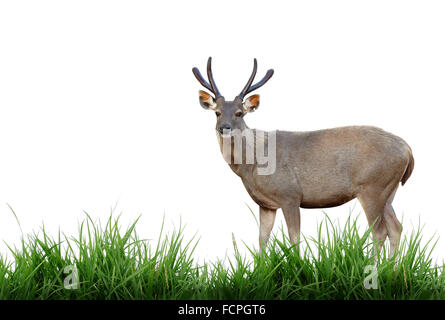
192 67 213 93
207 57 221 98
238 58 258 99
245 69 274 95
193 57 273 98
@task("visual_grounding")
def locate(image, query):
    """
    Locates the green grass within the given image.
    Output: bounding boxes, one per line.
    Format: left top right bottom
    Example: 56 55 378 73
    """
0 212 444 300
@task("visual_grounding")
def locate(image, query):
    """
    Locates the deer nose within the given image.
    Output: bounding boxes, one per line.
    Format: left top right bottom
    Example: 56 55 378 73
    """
219 124 231 134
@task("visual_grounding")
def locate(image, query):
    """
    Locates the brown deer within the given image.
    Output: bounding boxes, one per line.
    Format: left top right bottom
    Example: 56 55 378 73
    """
192 57 414 258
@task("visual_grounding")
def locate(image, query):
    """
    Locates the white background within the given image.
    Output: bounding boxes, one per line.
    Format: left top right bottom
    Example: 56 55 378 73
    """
0 1 444 263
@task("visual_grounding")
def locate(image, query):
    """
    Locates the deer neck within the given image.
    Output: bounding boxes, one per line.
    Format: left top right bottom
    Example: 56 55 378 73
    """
216 128 268 177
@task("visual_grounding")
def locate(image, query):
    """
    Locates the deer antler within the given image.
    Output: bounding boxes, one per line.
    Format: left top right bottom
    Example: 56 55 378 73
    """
238 59 274 99
192 57 221 98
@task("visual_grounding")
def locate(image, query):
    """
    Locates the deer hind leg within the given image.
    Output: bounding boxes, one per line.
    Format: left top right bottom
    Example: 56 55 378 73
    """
357 190 389 260
259 207 277 250
384 204 402 259
282 204 301 248
383 188 402 259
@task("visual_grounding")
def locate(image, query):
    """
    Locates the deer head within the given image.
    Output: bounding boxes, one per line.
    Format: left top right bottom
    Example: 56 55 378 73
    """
193 57 274 136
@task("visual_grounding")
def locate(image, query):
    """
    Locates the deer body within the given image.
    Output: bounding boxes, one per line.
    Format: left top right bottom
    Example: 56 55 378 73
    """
193 58 414 258
220 126 412 209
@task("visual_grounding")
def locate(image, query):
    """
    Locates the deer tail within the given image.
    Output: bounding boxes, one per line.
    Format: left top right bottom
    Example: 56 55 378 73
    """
401 147 414 186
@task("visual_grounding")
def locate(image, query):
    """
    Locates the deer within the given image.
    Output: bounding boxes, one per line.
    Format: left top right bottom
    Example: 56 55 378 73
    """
192 57 414 258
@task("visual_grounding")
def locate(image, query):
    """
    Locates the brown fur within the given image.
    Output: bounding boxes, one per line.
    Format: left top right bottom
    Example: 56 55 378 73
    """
247 95 259 107
401 149 414 185
194 61 414 259
199 93 414 259
199 90 211 101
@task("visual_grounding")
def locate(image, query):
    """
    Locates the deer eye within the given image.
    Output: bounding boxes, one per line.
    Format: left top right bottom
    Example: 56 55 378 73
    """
215 111 221 117
235 111 243 117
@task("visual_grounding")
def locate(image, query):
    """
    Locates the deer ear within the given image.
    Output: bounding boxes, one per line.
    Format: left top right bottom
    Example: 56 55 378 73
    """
199 90 216 110
243 94 260 112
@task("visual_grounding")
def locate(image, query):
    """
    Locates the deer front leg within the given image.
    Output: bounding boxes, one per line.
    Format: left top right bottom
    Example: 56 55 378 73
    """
282 204 301 248
259 207 277 250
